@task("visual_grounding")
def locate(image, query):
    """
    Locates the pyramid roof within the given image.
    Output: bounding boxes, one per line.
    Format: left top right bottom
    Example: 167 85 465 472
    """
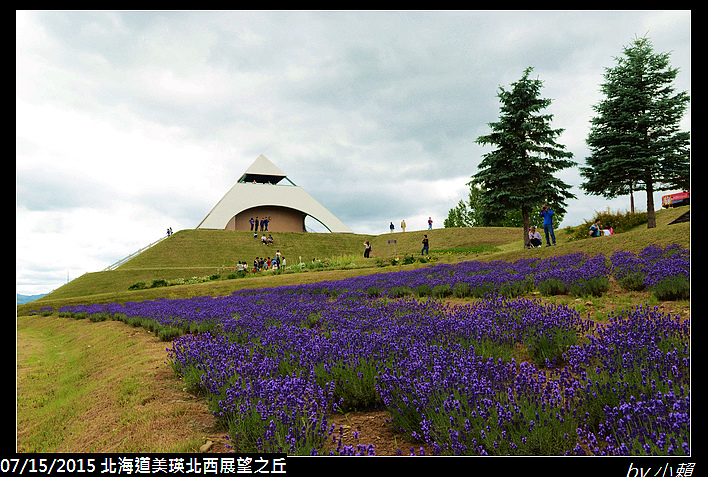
238 154 290 185
197 154 352 233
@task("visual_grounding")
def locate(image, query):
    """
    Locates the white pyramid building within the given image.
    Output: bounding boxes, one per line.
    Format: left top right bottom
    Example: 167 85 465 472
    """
197 155 352 233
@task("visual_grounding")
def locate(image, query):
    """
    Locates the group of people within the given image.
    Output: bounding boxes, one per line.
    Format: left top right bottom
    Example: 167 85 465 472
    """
589 219 613 237
250 217 271 232
528 204 615 248
252 253 283 272
363 234 430 258
388 217 433 233
256 233 275 245
528 204 557 248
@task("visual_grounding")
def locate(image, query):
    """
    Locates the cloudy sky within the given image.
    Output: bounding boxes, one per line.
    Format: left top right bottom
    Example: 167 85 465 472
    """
16 10 691 295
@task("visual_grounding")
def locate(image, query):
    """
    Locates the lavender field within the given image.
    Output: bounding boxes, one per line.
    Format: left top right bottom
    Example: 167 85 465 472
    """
52 244 690 456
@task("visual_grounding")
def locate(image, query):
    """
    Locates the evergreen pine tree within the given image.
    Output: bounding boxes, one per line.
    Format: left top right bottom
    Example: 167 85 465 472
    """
581 36 690 228
471 67 576 246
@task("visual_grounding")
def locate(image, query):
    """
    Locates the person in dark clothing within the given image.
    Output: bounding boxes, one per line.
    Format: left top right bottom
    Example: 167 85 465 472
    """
421 235 429 256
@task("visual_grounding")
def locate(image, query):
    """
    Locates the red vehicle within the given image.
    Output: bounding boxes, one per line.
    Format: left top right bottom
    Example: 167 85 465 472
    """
662 191 690 208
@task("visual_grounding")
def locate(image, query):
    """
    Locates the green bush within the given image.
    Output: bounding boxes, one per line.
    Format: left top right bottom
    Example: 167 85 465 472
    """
432 284 452 298
88 313 109 323
452 282 472 298
402 255 417 265
366 286 383 297
128 281 147 290
536 278 568 296
470 282 496 298
389 286 413 298
498 278 534 298
414 284 432 297
566 210 648 241
651 276 690 301
568 277 610 298
157 326 182 342
151 279 169 288
616 272 646 291
528 326 579 368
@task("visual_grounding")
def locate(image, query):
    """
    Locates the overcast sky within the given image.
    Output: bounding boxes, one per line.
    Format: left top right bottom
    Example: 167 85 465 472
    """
16 10 691 295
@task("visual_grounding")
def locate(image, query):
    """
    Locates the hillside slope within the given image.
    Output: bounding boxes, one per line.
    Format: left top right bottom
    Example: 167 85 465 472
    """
19 207 689 313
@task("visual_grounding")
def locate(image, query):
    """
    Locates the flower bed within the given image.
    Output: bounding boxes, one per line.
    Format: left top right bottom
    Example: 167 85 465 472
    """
48 244 690 455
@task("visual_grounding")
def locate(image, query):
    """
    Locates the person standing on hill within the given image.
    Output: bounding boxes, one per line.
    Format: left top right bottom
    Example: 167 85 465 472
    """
421 234 429 256
363 241 372 258
400 219 406 232
540 204 556 246
390 222 395 233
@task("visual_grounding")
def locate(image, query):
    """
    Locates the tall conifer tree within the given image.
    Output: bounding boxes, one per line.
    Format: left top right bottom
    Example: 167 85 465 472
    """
471 67 576 246
581 36 690 228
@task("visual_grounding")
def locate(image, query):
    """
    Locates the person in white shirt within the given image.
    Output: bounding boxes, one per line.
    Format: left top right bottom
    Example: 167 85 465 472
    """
528 226 542 248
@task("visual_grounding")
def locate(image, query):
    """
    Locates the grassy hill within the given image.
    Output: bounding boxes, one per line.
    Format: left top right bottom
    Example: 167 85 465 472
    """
18 206 689 315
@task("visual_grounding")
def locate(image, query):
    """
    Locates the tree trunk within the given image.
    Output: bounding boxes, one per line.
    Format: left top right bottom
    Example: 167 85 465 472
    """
522 206 530 248
646 178 656 229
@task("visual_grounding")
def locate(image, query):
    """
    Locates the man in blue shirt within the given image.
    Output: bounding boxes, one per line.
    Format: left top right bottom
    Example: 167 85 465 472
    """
540 204 556 246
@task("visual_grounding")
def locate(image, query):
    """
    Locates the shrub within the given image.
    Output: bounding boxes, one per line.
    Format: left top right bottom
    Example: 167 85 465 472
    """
432 284 452 298
88 313 109 322
151 279 169 288
528 326 579 368
498 277 534 298
650 276 690 301
111 313 128 322
616 272 646 291
469 282 496 298
158 326 183 342
452 282 471 298
567 210 648 241
414 284 432 297
536 278 568 296
128 281 147 290
568 277 610 298
402 255 417 265
389 286 413 298
366 286 383 298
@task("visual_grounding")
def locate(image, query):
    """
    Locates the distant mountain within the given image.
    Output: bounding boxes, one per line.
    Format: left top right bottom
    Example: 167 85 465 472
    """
17 294 47 305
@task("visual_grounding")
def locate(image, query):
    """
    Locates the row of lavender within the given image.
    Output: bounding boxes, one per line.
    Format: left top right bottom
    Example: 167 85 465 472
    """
258 243 689 300
49 245 689 455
